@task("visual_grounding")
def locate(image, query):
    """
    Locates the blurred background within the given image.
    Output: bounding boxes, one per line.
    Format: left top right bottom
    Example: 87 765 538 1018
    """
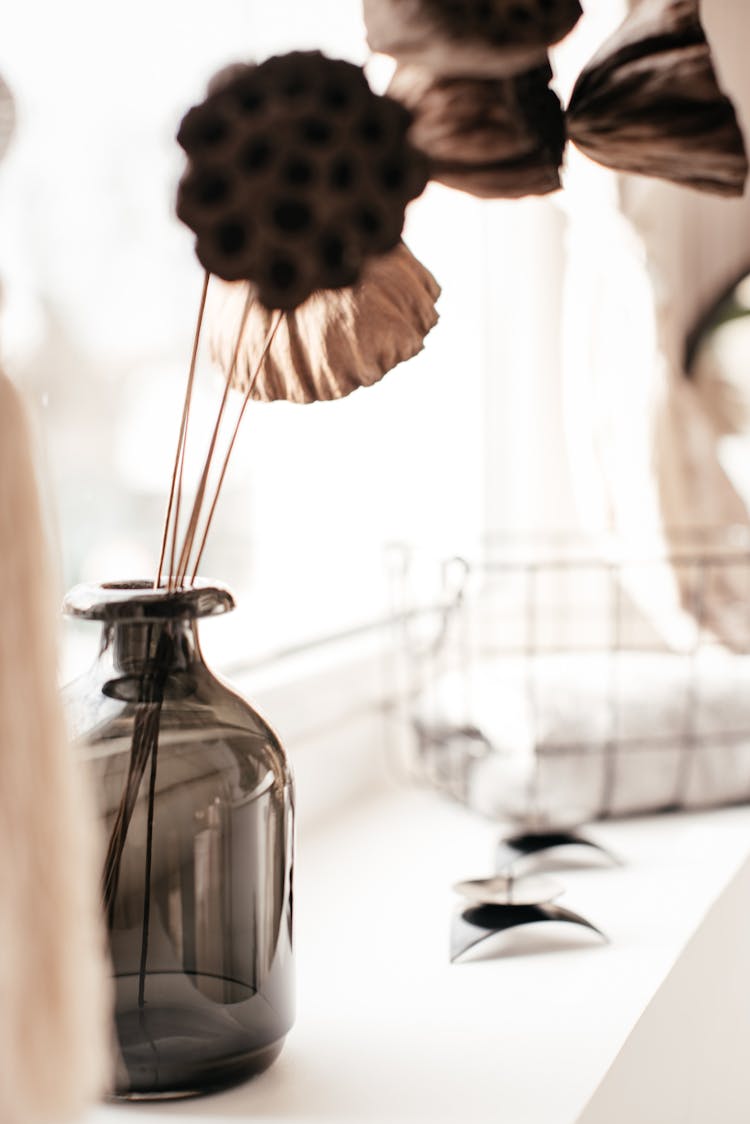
2 0 749 682
0 0 584 676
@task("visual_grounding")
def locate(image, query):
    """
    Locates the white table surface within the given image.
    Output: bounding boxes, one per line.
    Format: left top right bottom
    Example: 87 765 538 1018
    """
89 788 750 1124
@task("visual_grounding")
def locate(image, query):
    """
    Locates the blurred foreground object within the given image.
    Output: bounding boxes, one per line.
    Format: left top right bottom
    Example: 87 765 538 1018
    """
0 371 111 1123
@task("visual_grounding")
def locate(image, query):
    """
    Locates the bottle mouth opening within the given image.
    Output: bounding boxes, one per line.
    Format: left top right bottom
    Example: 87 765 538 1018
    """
63 578 235 623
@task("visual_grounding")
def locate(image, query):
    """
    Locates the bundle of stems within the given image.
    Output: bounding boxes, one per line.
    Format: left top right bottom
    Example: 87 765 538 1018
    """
156 273 282 592
102 274 280 1003
101 633 169 926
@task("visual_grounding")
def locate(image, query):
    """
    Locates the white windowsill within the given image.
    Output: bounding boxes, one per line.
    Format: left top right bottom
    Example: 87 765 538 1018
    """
88 788 750 1124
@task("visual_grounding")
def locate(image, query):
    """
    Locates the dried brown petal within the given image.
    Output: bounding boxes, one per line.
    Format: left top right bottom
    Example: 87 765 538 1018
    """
389 61 564 198
206 242 441 403
176 52 429 308
364 0 581 78
433 155 561 199
567 0 748 196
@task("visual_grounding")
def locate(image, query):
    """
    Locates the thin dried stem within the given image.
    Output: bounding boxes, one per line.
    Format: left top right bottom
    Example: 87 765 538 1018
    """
168 272 211 592
155 271 210 591
174 287 254 587
190 310 283 583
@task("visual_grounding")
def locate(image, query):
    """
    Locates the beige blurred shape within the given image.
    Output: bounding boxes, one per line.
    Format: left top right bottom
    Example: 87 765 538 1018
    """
0 370 112 1123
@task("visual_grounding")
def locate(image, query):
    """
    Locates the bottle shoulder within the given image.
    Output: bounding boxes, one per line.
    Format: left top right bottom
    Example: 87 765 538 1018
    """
67 660 293 796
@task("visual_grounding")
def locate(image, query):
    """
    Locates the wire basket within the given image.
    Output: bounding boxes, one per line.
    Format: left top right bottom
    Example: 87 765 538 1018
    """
391 531 750 828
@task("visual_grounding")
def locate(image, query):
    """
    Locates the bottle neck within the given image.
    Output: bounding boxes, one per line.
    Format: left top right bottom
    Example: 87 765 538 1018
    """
102 618 204 678
63 581 234 689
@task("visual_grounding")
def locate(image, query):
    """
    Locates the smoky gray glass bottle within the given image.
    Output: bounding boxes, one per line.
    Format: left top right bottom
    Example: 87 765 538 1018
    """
64 581 294 1099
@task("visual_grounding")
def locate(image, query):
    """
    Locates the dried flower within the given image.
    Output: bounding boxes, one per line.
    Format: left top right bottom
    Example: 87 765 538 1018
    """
389 61 565 198
364 0 581 78
567 0 748 196
207 242 441 403
176 52 429 309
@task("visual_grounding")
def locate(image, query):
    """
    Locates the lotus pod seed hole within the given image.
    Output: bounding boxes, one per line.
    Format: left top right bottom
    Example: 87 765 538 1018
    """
320 234 345 269
301 117 333 146
282 77 308 98
190 115 228 149
284 158 315 186
330 156 356 190
273 199 312 234
236 85 265 113
322 85 350 111
216 220 247 255
359 116 384 144
196 172 230 207
239 138 272 173
269 258 297 290
381 160 405 191
357 207 381 235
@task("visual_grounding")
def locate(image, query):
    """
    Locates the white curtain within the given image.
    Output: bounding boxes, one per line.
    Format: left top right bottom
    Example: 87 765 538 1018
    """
559 0 750 648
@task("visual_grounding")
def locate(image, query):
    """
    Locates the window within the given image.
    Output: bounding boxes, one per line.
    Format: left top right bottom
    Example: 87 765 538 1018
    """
0 1 577 682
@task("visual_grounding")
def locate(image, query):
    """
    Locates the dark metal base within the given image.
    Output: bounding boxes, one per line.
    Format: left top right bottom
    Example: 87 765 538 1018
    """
496 829 620 874
451 903 606 963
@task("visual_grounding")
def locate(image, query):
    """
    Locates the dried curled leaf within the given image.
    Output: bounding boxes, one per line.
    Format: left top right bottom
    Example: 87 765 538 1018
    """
364 0 581 78
567 0 748 195
389 61 565 199
207 242 441 403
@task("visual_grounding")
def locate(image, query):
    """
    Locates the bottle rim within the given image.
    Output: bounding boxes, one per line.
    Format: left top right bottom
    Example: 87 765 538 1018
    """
63 578 235 623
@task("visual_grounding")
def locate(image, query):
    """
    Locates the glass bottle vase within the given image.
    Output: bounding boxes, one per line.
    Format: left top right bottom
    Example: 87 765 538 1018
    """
63 580 295 1100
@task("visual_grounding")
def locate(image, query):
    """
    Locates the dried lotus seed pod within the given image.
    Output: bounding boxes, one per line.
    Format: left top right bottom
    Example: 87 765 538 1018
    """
364 0 582 78
567 0 748 196
389 62 565 198
176 51 429 309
